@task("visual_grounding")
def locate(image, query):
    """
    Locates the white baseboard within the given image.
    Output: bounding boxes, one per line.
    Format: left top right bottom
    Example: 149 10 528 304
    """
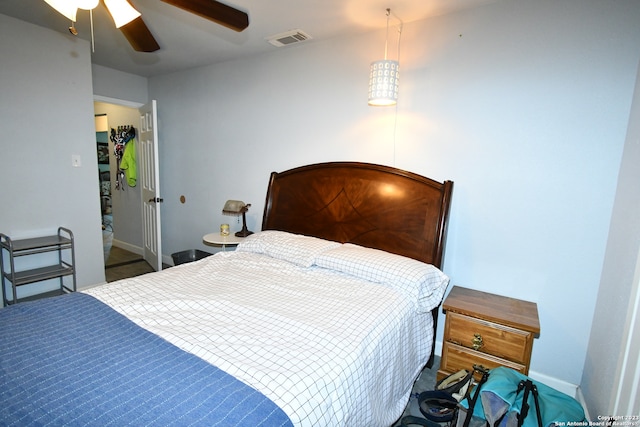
163 254 174 267
110 240 174 267
111 240 174 267
111 239 143 256
79 281 107 290
528 369 578 398
575 387 591 420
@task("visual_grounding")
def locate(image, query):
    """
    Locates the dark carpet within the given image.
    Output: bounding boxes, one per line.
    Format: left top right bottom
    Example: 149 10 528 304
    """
392 356 440 426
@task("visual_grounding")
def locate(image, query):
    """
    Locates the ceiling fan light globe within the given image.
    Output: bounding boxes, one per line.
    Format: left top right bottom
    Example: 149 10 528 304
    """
75 0 99 10
43 0 78 21
104 0 142 28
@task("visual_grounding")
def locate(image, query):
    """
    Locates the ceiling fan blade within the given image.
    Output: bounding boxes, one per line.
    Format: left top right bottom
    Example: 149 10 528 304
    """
119 16 160 52
161 0 249 32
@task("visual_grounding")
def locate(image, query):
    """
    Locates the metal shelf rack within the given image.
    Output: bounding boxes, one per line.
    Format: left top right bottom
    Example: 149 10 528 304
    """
1 227 76 306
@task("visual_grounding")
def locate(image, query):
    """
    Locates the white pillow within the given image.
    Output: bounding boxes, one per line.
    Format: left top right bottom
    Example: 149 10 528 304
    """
236 230 341 267
315 243 450 311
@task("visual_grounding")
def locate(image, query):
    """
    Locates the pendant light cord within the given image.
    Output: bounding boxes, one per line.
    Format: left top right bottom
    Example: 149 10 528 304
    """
395 15 403 60
391 11 403 166
384 8 390 60
90 9 95 52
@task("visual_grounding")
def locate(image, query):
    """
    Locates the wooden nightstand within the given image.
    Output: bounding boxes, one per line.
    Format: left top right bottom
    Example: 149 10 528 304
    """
437 286 540 382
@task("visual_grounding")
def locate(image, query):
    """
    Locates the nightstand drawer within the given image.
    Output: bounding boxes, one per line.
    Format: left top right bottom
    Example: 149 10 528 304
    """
440 342 527 379
445 311 533 364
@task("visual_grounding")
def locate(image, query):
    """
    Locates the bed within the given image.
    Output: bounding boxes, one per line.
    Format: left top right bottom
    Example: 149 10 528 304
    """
0 162 453 427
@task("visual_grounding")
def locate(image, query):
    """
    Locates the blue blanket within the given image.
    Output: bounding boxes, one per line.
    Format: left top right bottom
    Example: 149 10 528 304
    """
0 292 293 427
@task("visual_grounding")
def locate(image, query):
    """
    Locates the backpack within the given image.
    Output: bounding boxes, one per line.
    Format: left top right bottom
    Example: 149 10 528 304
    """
457 367 586 427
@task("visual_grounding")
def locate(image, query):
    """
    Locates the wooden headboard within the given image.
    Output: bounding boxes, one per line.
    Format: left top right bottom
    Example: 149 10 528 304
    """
262 162 453 269
262 162 453 368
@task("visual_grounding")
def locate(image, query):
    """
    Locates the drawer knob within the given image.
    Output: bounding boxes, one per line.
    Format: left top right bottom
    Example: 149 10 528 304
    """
472 333 484 350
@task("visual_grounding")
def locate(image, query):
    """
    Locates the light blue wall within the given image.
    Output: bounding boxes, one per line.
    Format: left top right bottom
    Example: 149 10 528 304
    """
0 14 105 289
92 64 148 105
147 0 640 391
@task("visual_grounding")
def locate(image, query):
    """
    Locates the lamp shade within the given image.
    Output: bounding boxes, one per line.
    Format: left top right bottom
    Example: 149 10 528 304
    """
222 200 248 214
43 0 78 21
104 0 141 28
368 59 399 106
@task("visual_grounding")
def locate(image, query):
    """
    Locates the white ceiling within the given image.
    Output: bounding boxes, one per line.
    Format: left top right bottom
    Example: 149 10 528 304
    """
0 0 499 77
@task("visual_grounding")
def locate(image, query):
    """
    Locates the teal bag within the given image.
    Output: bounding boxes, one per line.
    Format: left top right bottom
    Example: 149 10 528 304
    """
458 367 586 427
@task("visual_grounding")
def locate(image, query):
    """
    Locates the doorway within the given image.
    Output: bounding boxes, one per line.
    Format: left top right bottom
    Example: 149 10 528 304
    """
94 100 146 279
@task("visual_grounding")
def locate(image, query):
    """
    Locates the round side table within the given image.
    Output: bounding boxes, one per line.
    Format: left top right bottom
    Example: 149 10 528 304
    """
203 233 245 251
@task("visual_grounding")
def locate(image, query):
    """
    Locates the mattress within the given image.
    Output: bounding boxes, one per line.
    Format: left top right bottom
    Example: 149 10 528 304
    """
85 233 449 426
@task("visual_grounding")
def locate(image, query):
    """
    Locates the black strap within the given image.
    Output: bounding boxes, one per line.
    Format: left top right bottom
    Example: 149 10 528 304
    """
532 385 543 427
400 415 442 427
516 380 543 427
517 381 530 427
462 370 490 427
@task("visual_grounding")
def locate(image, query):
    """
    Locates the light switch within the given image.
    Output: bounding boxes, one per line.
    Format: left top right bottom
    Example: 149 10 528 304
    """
72 155 82 167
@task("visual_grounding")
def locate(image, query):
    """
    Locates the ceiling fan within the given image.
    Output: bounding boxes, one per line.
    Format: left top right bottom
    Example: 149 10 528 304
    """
43 0 249 53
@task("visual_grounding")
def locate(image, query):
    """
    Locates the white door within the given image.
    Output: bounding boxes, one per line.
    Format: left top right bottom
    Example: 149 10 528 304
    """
139 100 163 271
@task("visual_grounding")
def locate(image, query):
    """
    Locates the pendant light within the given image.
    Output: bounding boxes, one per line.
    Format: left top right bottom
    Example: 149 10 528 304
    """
368 8 402 107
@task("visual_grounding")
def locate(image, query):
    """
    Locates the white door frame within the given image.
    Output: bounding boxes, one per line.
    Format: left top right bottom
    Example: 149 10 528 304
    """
94 95 164 269
94 95 143 109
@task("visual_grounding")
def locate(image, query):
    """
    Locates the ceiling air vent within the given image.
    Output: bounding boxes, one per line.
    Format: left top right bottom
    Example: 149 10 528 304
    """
267 29 312 47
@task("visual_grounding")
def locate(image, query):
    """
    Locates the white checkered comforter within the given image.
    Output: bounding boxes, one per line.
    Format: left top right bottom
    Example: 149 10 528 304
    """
85 251 438 427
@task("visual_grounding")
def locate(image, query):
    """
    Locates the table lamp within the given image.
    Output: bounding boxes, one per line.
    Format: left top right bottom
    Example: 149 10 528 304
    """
222 200 253 237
